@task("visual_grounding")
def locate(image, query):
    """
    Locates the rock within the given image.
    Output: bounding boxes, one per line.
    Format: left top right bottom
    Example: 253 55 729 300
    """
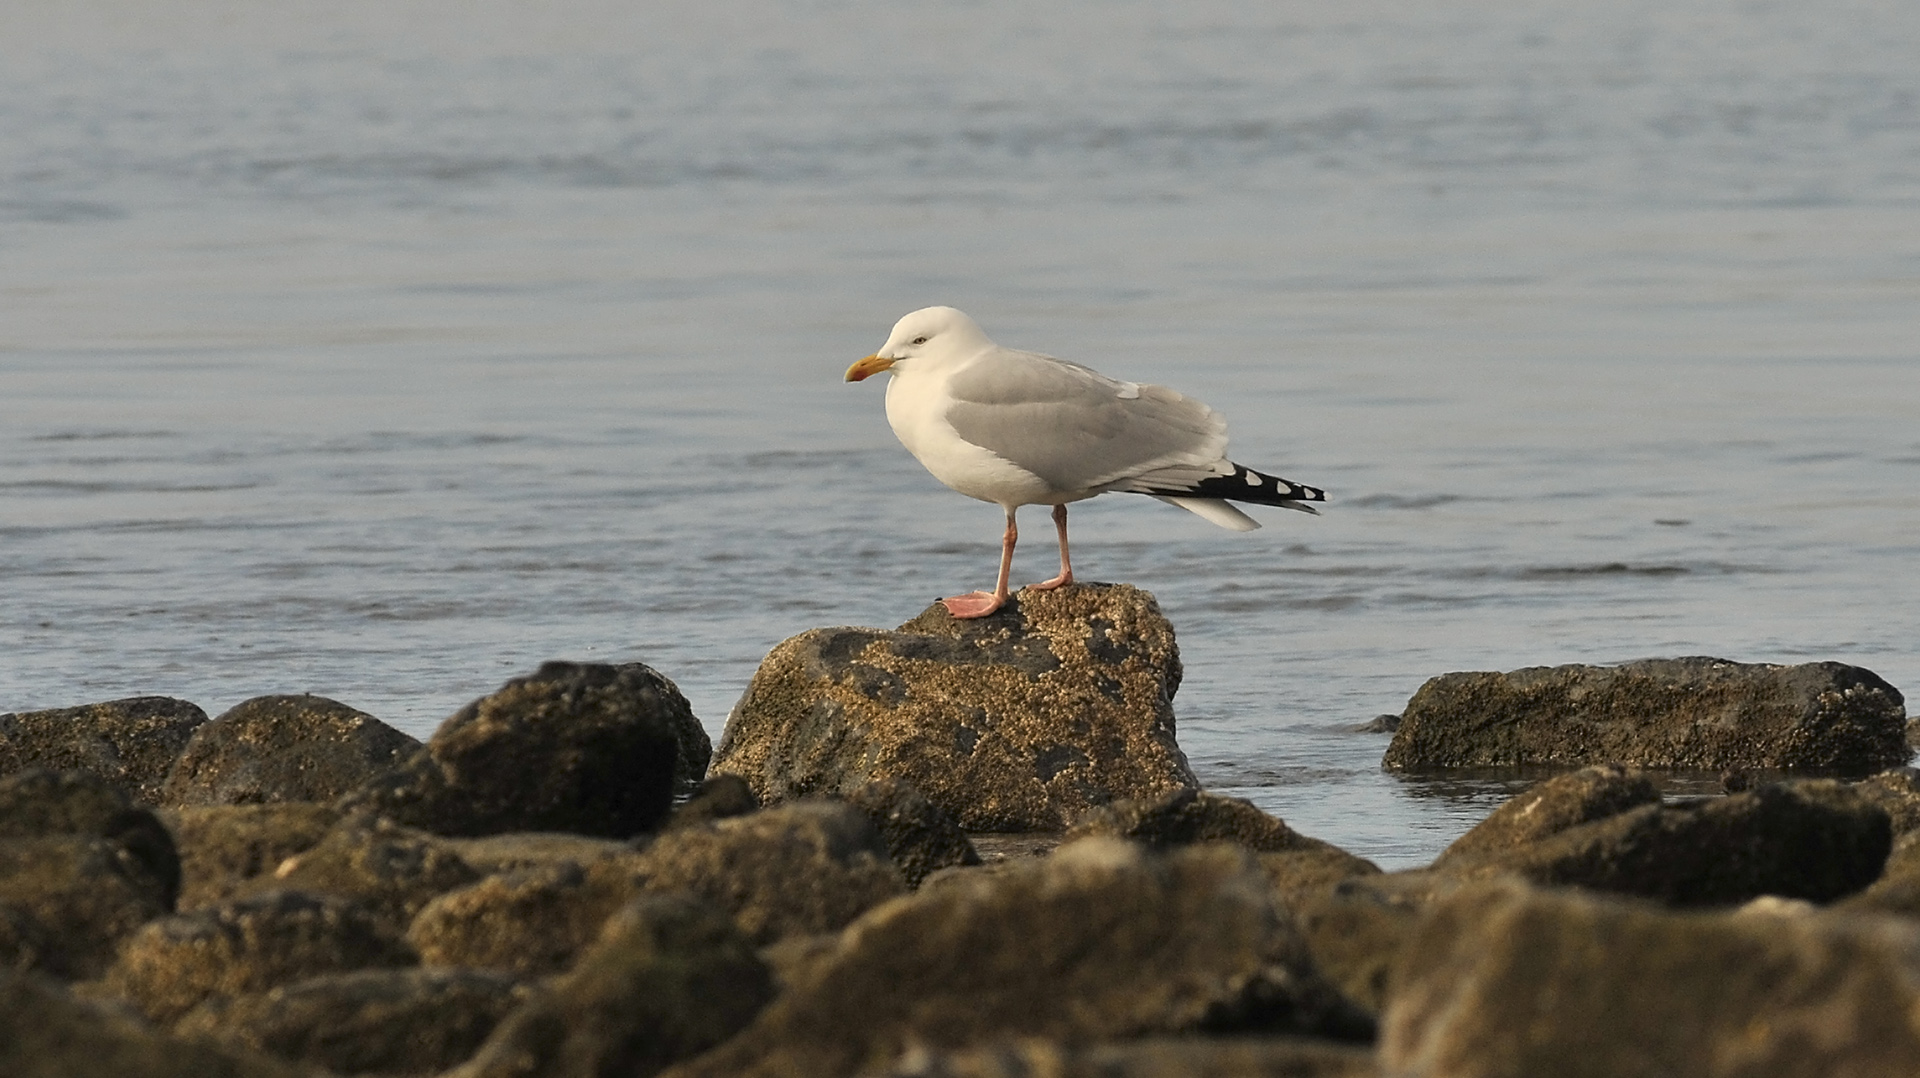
1433 765 1661 864
665 773 760 830
711 583 1197 832
844 779 981 888
0 696 207 805
1380 881 1920 1077
104 890 416 1025
160 695 418 807
1353 714 1401 734
1435 780 1890 905
1068 788 1338 855
238 816 480 927
1836 828 1920 917
661 838 1367 1078
452 894 777 1078
341 662 687 837
1854 766 1920 836
177 967 531 1077
879 1036 1381 1078
445 831 635 874
409 859 643 977
0 903 54 973
0 969 316 1078
0 765 143 835
164 803 341 909
631 800 905 945
1254 848 1384 913
1384 657 1910 772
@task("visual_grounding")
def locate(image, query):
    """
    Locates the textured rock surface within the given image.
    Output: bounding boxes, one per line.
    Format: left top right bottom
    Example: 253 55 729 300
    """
1384 657 1909 772
453 894 776 1078
161 695 418 806
844 779 981 888
342 662 688 837
1069 788 1342 855
662 838 1365 1078
164 803 342 910
0 696 207 804
240 816 479 926
712 583 1197 831
1 969 316 1078
105 890 415 1024
1435 780 1891 905
664 773 760 830
1381 882 1920 1078
1433 765 1661 864
177 967 530 1077
630 800 906 944
409 859 643 976
877 1037 1381 1078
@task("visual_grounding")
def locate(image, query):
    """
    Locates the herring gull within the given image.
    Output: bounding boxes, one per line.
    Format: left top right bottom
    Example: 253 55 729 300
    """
845 306 1325 618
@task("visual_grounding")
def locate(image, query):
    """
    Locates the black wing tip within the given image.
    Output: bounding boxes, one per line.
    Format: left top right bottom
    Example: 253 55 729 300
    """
1182 463 1327 508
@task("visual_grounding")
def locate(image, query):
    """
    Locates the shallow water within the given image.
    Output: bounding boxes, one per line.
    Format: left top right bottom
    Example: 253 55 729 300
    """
3 0 1917 868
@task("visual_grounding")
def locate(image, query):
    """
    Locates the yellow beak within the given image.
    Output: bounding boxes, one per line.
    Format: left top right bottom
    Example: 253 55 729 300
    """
845 354 896 382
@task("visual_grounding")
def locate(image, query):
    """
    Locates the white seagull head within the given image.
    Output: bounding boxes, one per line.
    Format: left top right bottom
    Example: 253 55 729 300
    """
845 306 994 381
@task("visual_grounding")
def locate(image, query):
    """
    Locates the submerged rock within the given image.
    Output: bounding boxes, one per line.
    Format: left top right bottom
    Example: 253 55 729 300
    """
712 583 1197 832
1381 881 1920 1077
177 967 530 1078
0 696 207 805
1384 657 1909 772
341 662 688 838
662 838 1366 1078
161 695 418 807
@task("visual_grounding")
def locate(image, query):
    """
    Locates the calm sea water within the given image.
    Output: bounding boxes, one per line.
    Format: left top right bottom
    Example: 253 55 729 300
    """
3 0 1917 867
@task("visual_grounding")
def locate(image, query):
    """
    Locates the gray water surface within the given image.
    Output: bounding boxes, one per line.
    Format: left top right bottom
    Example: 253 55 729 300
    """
4 0 1917 868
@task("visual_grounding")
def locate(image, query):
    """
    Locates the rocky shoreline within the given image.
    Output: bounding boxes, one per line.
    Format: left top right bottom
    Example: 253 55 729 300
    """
2 582 1916 1077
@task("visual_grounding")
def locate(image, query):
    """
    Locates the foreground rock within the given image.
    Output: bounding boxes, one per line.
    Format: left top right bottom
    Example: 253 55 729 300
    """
341 662 691 837
879 1037 1380 1077
712 584 1198 831
178 967 529 1077
0 696 207 804
1432 764 1661 864
843 779 981 888
1384 657 1909 772
161 695 418 807
453 894 776 1078
409 858 644 977
662 838 1366 1078
1 969 314 1078
239 816 480 927
1381 882 1920 1077
164 803 342 909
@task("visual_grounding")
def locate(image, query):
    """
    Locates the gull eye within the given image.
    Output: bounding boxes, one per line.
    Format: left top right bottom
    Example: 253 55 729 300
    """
911 335 929 345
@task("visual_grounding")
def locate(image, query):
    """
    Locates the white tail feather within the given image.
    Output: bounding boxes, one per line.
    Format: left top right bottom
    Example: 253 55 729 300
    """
1152 495 1261 532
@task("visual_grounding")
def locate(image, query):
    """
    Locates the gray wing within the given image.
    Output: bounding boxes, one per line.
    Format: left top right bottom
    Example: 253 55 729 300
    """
942 348 1231 494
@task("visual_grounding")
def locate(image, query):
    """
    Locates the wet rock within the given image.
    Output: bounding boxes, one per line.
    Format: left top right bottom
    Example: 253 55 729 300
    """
663 838 1367 1078
0 696 207 804
1836 828 1920 917
452 893 777 1078
1254 847 1384 913
1291 873 1456 1018
164 803 341 909
445 831 635 874
1 969 315 1078
631 799 905 945
665 773 760 830
1384 657 1910 772
711 583 1197 832
1433 764 1661 865
0 903 54 973
844 778 981 887
1380 881 1920 1078
879 1036 1381 1078
161 695 419 807
1353 714 1401 734
341 662 687 837
0 769 181 912
1069 788 1338 854
1854 766 1920 836
409 859 643 977
178 967 531 1077
1436 779 1890 905
239 816 480 927
105 890 415 1025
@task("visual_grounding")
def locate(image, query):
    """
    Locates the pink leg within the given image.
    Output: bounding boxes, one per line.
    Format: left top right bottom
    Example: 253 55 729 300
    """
942 506 1017 618
1030 503 1074 591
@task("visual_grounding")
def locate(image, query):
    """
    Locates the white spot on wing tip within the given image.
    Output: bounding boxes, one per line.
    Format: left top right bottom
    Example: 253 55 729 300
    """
1116 382 1141 399
1244 471 1260 486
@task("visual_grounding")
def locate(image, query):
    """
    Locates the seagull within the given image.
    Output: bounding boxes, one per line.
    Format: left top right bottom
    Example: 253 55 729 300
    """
846 306 1325 619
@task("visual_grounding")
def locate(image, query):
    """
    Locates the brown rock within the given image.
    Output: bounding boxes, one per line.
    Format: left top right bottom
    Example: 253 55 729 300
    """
409 859 642 977
177 967 531 1077
878 1036 1381 1078
444 831 636 874
661 838 1366 1078
164 803 341 909
1854 766 1920 836
452 894 777 1078
844 778 981 888
1068 787 1342 854
104 890 415 1025
664 773 759 830
1384 657 1909 772
161 695 418 807
631 800 906 945
711 583 1198 832
1433 764 1661 864
0 696 207 804
0 833 175 978
1381 881 1920 1078
239 816 480 926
